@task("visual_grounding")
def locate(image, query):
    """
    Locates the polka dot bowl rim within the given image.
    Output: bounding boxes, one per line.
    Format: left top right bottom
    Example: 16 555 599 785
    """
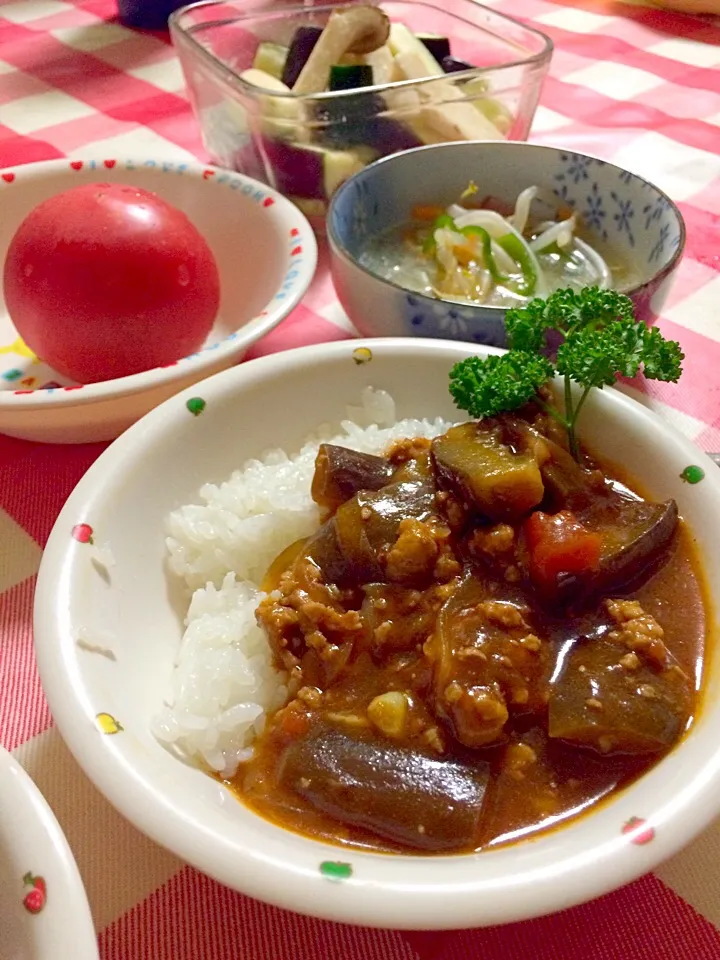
0 157 317 410
33 337 720 930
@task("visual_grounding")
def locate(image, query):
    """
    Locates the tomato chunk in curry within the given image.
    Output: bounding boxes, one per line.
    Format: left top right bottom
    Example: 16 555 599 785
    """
227 407 706 854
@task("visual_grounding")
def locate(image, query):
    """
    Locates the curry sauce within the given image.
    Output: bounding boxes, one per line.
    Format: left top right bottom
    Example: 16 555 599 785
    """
226 410 706 855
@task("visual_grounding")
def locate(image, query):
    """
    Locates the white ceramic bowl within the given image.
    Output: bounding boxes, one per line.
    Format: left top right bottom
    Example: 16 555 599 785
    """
0 746 98 959
34 339 720 930
0 158 317 443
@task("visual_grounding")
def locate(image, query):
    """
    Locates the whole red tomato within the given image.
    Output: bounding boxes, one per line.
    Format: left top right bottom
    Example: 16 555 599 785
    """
3 182 220 383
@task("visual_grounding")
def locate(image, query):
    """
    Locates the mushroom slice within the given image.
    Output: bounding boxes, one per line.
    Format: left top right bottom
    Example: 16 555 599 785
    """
292 5 391 95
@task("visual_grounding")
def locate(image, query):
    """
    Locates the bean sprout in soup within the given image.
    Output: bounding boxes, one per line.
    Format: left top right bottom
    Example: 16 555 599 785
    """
359 184 640 308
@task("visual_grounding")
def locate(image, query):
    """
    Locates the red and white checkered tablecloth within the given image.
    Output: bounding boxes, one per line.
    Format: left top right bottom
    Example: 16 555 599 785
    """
2 0 720 956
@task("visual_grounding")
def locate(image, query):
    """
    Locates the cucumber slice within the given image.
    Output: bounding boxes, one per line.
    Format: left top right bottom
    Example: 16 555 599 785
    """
281 25 323 88
323 145 376 196
328 64 374 91
239 69 299 125
316 67 379 149
251 42 289 81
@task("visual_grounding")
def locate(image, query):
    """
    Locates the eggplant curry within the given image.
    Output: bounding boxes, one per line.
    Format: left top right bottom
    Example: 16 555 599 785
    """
229 402 705 854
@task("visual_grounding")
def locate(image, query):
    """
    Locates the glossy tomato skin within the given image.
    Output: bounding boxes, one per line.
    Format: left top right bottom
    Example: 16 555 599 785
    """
3 183 220 383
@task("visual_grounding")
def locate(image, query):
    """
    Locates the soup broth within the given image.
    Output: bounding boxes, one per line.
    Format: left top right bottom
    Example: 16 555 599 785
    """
361 221 638 308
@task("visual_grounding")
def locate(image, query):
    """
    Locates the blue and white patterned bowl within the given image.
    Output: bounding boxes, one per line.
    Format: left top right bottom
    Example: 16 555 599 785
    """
328 141 685 346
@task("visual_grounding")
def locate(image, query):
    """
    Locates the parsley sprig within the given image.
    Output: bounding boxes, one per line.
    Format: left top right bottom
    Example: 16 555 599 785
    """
448 287 684 460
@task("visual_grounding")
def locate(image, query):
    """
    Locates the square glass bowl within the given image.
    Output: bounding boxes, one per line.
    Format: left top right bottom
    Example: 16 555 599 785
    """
170 0 553 230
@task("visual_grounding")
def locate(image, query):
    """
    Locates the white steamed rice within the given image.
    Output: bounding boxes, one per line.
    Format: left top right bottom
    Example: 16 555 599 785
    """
153 388 454 777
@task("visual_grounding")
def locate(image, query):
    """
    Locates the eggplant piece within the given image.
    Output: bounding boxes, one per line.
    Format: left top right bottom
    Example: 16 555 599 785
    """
278 725 490 851
442 55 475 73
261 537 307 592
529 430 678 600
389 446 433 484
418 34 452 63
281 25 323 88
359 480 436 549
256 539 364 684
320 61 423 155
260 136 376 200
304 517 353 585
529 498 678 607
363 116 425 155
303 479 437 587
432 423 545 523
333 479 436 585
548 635 692 754
595 498 678 592
333 496 384 583
538 435 607 512
311 444 393 512
315 87 385 150
548 497 679 605
426 574 548 748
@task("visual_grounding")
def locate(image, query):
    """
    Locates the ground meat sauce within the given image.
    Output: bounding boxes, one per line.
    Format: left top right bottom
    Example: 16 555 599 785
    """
227 408 707 854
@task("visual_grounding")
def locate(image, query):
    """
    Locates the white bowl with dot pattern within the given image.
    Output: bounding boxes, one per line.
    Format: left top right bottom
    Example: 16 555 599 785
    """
0 745 98 960
33 337 720 930
0 158 316 443
328 141 685 346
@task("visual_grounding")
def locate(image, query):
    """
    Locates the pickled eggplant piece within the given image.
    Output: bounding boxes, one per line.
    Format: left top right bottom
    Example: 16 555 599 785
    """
432 423 544 523
316 73 383 150
278 726 490 851
260 136 374 202
442 55 475 73
363 116 425 156
281 26 323 88
311 444 393 511
548 635 692 754
417 34 452 62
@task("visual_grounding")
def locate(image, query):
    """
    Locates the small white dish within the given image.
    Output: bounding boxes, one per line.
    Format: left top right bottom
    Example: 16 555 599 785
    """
0 157 317 443
0 745 98 959
33 338 720 930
